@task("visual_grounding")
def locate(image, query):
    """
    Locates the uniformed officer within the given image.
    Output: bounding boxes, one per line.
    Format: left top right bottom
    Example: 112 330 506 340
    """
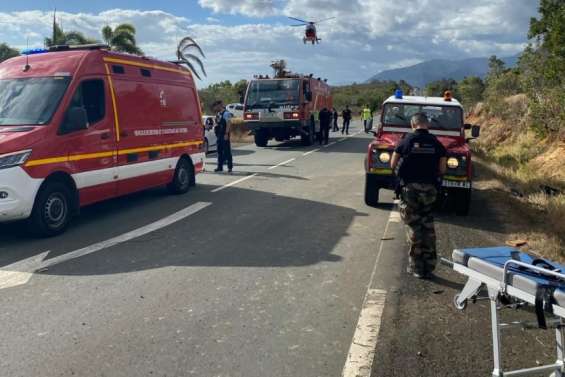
319 107 332 145
391 113 447 278
212 100 234 173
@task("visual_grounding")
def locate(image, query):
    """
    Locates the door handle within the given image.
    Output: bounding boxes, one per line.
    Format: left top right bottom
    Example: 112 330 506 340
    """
101 132 110 140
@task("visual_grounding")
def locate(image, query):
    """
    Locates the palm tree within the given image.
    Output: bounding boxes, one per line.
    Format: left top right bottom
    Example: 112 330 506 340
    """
176 37 206 80
45 22 98 47
101 24 143 55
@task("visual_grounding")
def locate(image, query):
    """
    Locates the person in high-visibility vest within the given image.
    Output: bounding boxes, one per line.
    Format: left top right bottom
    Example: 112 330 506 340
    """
361 105 372 133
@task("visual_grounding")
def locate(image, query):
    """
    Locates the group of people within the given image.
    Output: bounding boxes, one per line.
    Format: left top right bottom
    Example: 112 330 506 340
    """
317 105 354 145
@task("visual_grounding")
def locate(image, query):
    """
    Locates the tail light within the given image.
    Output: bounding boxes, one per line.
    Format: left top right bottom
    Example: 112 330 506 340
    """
283 112 301 120
244 112 259 120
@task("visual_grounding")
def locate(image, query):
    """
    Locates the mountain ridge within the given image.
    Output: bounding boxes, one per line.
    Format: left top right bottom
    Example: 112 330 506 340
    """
368 56 519 87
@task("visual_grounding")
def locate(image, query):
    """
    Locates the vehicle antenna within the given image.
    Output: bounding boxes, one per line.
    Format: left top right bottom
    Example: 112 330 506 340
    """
23 37 31 72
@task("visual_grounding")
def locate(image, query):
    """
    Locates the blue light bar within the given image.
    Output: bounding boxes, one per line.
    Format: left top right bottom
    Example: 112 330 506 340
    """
394 89 403 99
21 48 49 55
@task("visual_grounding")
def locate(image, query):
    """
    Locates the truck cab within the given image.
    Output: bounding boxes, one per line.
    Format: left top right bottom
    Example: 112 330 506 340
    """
243 75 332 147
364 91 480 215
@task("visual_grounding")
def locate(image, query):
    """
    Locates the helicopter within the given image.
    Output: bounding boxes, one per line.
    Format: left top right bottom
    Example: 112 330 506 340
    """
288 16 336 44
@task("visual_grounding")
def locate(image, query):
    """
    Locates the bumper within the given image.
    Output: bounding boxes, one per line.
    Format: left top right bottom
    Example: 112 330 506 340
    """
0 167 43 222
245 121 304 132
367 170 472 191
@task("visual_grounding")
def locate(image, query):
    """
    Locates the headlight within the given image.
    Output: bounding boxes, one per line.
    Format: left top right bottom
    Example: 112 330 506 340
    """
0 150 32 170
447 157 459 169
378 152 391 163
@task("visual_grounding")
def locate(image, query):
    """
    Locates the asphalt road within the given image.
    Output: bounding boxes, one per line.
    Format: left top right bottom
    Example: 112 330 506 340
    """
0 121 403 377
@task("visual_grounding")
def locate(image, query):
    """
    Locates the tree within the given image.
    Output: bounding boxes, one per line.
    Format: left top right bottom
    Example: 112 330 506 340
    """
0 43 19 63
45 22 98 47
424 78 459 98
458 76 485 107
487 55 505 79
102 24 143 55
176 37 206 80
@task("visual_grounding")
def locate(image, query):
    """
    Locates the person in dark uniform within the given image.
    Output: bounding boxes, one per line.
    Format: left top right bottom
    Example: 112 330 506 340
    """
319 107 331 145
212 100 234 173
341 105 352 135
332 107 339 132
391 113 447 278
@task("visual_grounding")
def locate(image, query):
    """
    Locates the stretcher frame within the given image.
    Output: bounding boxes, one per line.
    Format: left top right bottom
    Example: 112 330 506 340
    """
448 257 565 377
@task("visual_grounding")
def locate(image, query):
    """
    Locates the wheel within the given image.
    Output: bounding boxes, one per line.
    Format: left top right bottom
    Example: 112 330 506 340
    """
254 132 268 147
28 181 73 237
454 189 471 216
453 294 467 311
301 121 315 146
364 173 380 206
167 158 193 194
204 139 209 155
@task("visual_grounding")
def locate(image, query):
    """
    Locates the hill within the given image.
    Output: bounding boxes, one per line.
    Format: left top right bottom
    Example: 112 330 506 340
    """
368 56 518 88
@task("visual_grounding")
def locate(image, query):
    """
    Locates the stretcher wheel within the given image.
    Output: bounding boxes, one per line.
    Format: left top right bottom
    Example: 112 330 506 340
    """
453 294 467 311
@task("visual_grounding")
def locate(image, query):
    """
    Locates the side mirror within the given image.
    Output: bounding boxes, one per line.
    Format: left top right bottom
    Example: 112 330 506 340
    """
471 125 480 138
61 107 88 134
464 123 472 130
305 91 313 102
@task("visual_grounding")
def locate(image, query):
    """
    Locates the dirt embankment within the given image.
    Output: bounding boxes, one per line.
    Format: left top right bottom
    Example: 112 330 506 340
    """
467 94 564 260
230 119 254 143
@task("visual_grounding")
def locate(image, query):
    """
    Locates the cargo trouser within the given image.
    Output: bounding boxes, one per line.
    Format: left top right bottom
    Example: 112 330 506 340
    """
399 183 438 274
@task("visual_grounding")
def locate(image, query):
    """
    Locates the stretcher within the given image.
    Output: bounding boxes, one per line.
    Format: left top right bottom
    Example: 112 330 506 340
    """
445 246 565 377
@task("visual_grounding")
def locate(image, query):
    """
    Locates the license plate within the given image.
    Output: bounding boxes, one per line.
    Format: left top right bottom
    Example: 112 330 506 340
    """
442 180 471 189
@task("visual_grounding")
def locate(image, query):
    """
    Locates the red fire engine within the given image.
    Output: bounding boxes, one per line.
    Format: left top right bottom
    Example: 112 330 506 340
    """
243 72 332 147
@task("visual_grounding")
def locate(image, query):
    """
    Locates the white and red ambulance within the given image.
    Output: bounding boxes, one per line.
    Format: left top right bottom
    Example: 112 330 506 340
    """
0 45 205 236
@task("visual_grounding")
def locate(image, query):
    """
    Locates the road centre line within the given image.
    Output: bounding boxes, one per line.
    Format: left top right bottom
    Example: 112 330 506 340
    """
268 158 296 170
0 202 211 290
322 141 337 148
211 174 259 193
341 205 397 377
302 148 320 156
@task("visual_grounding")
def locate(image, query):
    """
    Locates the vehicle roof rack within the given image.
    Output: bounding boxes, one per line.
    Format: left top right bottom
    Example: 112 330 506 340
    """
48 44 110 52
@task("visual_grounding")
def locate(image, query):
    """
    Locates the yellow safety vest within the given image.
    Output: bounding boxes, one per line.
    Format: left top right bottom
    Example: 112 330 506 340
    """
362 108 372 120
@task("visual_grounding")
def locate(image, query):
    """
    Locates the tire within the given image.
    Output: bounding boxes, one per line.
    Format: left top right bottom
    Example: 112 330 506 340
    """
254 131 268 147
301 120 315 146
364 173 380 206
204 139 209 155
454 188 471 216
28 181 73 237
167 158 193 195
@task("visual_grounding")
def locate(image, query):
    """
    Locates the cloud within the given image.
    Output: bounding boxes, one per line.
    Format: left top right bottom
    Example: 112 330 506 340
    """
0 3 539 87
198 0 278 17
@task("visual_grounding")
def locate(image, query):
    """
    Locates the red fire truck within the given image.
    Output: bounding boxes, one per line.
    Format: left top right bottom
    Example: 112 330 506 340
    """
0 45 205 236
364 90 480 215
243 74 332 147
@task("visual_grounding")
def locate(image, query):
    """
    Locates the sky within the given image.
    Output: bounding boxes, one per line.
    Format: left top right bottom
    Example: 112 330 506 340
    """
0 0 540 87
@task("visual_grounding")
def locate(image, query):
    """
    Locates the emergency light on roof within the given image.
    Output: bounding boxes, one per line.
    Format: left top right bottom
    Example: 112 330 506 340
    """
394 89 403 99
21 48 48 55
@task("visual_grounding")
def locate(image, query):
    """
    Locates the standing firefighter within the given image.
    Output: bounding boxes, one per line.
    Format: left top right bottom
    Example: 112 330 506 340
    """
391 113 447 278
361 105 372 133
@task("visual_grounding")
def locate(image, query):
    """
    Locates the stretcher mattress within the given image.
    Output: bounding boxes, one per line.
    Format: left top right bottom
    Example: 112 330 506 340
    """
452 247 565 306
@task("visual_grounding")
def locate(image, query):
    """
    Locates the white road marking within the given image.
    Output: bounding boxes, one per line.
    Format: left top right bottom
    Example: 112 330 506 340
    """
322 141 337 148
211 174 259 193
302 148 320 156
342 206 397 377
0 202 211 290
268 158 296 170
342 289 387 377
339 138 347 142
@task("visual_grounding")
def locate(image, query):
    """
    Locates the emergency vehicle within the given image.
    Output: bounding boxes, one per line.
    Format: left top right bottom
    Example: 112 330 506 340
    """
243 74 332 147
0 44 205 236
364 90 480 215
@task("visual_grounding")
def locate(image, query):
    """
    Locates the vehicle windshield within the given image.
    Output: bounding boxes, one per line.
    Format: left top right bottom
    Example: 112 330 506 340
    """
383 103 463 130
0 77 72 126
246 79 300 109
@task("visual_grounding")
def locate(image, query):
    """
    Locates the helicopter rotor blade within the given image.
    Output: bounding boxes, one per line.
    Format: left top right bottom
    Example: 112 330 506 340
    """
313 16 336 24
288 16 309 24
290 24 305 27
